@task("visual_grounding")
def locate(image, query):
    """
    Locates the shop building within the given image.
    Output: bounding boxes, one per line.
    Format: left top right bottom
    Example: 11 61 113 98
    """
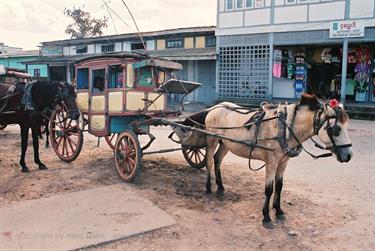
216 0 375 103
0 50 48 80
26 26 217 105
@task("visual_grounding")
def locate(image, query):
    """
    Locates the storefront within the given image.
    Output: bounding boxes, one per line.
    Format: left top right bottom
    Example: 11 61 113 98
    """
271 21 375 103
272 43 375 103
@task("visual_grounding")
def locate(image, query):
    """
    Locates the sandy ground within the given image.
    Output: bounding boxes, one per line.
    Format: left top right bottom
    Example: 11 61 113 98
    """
0 120 374 251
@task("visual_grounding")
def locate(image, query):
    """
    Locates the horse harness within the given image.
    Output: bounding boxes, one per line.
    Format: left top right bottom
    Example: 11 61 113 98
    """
0 81 75 123
191 102 351 171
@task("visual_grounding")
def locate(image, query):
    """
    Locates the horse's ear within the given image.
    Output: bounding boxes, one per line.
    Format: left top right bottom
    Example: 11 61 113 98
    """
299 93 321 111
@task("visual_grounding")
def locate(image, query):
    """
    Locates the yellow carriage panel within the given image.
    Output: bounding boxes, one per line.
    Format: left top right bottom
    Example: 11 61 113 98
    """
90 115 106 131
126 92 145 111
147 93 165 111
91 96 105 112
108 92 123 112
77 92 89 111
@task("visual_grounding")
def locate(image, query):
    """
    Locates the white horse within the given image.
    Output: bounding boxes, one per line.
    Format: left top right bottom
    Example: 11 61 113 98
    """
176 94 353 229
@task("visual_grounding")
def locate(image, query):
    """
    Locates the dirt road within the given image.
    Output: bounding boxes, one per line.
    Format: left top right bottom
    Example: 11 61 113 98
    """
0 119 374 250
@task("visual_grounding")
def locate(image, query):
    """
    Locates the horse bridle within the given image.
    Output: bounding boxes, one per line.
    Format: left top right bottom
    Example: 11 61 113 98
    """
313 104 352 151
55 82 80 120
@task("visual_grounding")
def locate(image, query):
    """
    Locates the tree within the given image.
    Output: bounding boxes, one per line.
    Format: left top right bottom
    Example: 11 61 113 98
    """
64 7 108 39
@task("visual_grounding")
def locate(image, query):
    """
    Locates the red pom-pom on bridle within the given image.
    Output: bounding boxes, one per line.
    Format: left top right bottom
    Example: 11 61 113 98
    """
329 99 339 109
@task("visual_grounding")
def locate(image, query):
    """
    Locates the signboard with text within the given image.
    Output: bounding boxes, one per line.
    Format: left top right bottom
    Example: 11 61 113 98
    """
330 21 365 38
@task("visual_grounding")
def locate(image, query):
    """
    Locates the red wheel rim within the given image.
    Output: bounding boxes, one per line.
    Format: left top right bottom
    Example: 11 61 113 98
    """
115 132 139 181
105 133 118 150
50 106 82 161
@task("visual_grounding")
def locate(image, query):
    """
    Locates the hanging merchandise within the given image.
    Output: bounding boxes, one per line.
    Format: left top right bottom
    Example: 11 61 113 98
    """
354 61 370 93
273 49 282 78
320 48 332 63
287 63 295 79
294 54 306 93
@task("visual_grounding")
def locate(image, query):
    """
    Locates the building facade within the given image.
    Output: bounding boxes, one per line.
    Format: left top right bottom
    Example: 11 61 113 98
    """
216 0 375 103
0 50 48 79
27 26 217 104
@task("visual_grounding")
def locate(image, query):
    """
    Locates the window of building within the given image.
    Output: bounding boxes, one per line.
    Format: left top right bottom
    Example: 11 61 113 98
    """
254 0 264 7
236 0 243 9
286 0 296 4
77 68 89 90
246 0 253 8
33 69 40 77
166 39 183 49
297 0 308 3
102 44 114 53
76 46 87 54
205 36 216 47
131 42 146 50
226 0 234 10
108 65 123 88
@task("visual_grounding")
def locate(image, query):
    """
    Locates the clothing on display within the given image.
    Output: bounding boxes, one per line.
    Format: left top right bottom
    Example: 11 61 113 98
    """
273 49 282 78
345 79 356 96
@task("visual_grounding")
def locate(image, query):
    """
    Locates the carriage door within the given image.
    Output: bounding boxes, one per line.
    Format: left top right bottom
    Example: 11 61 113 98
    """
89 66 107 136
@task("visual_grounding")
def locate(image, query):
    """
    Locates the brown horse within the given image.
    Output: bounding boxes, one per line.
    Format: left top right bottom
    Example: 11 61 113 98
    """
178 94 353 229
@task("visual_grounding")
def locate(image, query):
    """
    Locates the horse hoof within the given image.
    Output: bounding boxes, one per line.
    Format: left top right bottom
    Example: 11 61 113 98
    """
39 165 48 171
262 221 275 229
21 168 30 173
276 214 286 222
205 189 212 195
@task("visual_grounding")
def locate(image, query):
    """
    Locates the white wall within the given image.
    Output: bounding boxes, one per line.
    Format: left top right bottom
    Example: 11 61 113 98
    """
219 12 243 28
309 1 345 22
95 44 102 53
275 5 308 24
114 42 122 52
63 46 70 56
219 0 225 11
123 42 131 51
87 44 95 54
244 8 271 26
146 40 155 50
69 46 76 55
350 0 374 19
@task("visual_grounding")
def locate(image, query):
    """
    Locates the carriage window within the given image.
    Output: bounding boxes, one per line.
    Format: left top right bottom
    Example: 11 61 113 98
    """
77 68 89 89
92 69 105 93
136 66 154 87
108 65 123 88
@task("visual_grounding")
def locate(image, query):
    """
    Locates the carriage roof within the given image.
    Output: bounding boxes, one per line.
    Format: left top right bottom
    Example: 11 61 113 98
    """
74 53 183 71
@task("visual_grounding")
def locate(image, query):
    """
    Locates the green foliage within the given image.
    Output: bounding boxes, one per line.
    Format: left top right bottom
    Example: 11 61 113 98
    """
64 6 108 39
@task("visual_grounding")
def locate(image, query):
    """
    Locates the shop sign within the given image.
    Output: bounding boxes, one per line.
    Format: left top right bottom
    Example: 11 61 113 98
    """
330 21 364 38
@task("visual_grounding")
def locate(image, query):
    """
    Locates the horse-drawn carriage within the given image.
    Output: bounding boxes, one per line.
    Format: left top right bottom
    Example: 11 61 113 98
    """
49 53 207 182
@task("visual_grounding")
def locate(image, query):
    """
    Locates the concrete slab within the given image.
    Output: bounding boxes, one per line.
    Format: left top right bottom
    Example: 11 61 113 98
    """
0 185 176 251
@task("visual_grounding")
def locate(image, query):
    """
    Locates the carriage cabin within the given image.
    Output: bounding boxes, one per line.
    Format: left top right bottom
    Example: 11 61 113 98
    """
74 53 186 137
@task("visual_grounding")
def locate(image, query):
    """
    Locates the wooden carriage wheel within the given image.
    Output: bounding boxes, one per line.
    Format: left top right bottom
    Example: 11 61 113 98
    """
114 130 142 182
182 146 207 169
104 133 119 150
49 106 83 162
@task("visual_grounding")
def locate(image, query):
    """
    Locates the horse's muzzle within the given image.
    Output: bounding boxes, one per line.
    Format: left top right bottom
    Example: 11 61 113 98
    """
336 148 353 163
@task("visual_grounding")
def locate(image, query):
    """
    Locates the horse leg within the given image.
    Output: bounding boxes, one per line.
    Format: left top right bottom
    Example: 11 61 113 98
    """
31 124 48 170
262 162 277 229
19 124 30 173
45 121 50 148
205 137 219 194
214 142 229 195
273 160 288 221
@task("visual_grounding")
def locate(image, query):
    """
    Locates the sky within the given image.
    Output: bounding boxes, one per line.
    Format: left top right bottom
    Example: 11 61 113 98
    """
0 0 217 50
